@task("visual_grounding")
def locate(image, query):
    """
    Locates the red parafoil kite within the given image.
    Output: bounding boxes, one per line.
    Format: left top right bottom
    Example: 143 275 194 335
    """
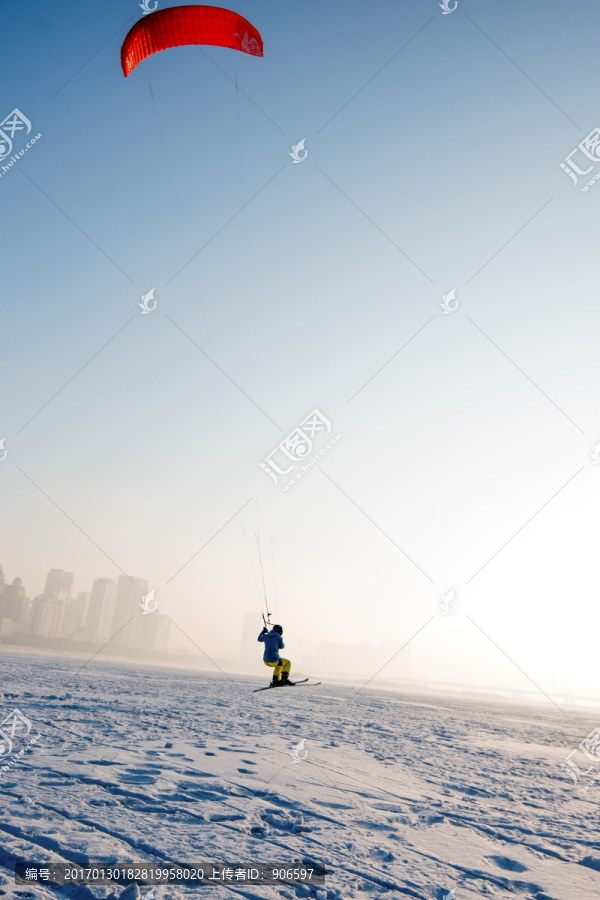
121 5 263 77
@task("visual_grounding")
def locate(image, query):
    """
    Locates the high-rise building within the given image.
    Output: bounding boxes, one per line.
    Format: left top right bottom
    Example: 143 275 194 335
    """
18 597 32 632
28 568 74 639
62 592 91 640
30 596 65 638
137 612 171 652
71 592 90 628
44 569 74 604
0 577 27 622
84 579 118 643
110 576 149 649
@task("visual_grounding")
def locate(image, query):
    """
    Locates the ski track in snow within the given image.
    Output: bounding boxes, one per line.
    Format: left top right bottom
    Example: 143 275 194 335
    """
0 652 599 900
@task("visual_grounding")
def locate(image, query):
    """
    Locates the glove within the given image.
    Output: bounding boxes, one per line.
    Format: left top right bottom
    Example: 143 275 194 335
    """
261 626 268 634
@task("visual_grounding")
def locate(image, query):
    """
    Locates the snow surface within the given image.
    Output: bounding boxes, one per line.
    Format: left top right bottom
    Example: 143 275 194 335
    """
0 651 599 900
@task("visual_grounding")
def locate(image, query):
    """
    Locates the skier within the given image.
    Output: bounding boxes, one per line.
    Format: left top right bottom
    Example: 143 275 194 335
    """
258 623 291 686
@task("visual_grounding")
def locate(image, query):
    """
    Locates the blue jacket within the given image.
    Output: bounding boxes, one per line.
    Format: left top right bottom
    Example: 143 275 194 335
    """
258 628 284 663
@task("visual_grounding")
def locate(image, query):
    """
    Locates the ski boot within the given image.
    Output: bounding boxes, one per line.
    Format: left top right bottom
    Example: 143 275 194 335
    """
271 674 281 687
280 672 291 686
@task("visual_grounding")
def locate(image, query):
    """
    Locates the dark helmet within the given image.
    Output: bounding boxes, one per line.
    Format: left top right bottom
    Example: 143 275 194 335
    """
273 624 283 635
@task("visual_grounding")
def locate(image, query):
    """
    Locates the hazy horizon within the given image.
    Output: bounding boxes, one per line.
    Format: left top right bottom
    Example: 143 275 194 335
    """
3 646 599 719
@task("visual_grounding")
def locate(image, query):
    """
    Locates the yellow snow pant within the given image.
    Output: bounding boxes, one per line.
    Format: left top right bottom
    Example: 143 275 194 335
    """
265 658 291 678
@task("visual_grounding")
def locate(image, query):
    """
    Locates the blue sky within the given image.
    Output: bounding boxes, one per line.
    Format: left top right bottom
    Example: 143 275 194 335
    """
2 0 600 698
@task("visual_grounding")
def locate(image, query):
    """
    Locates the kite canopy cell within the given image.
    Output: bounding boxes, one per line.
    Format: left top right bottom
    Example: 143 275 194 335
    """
121 4 264 76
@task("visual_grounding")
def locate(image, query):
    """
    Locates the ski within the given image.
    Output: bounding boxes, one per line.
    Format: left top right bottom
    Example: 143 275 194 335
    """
251 678 321 693
252 678 308 692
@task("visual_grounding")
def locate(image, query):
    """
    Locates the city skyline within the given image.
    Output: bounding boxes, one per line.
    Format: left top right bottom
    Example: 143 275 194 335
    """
0 563 170 654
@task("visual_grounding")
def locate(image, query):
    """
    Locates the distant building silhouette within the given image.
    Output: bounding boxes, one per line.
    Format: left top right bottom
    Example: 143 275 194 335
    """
137 613 171 652
104 577 171 653
0 577 27 620
62 591 91 640
110 576 151 649
72 591 90 628
44 569 73 604
29 568 74 639
30 596 65 638
0 569 30 637
84 579 118 643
